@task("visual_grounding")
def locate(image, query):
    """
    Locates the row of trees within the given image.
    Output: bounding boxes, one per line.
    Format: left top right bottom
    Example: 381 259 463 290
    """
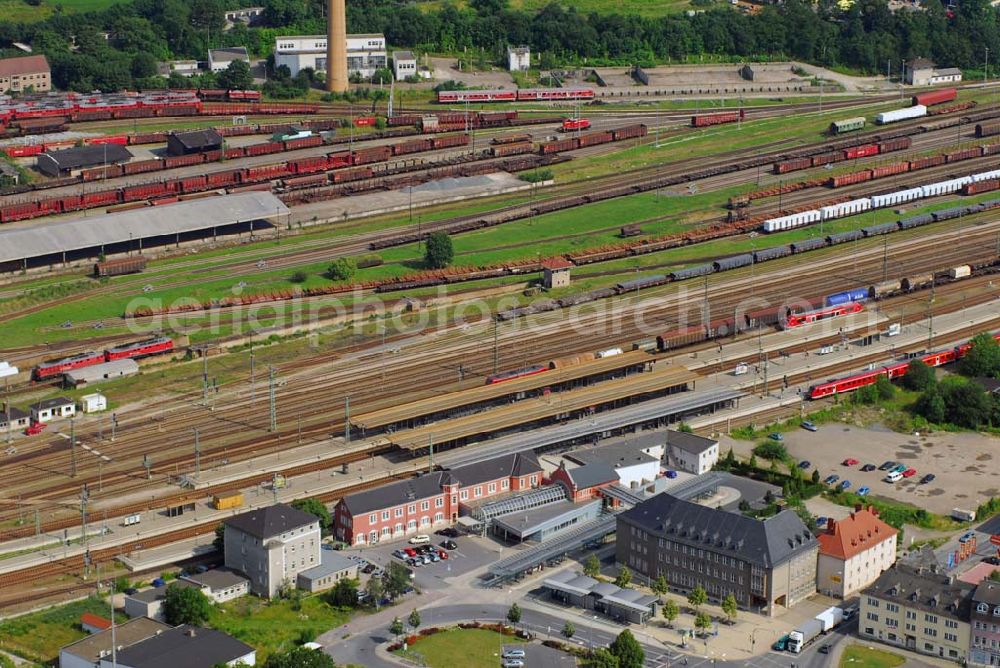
5 0 1000 93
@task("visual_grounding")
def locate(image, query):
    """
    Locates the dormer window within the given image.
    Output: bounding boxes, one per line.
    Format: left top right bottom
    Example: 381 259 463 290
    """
993 606 1000 616
978 603 989 613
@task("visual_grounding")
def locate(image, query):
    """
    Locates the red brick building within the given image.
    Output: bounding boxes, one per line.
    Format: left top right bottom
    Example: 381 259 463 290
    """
334 453 542 545
548 461 618 502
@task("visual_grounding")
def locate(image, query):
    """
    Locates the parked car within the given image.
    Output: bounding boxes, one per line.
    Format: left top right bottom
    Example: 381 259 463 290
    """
798 460 811 469
920 474 936 484
801 421 818 432
501 661 524 668
435 527 459 538
123 587 139 595
441 540 458 550
985 556 1000 566
393 550 406 559
858 486 870 497
839 480 851 491
891 464 907 474
861 464 877 472
768 433 783 441
404 547 417 557
884 471 903 483
815 517 828 527
819 644 831 654
502 649 526 659
409 534 430 545
362 563 376 574
842 458 859 466
438 550 449 560
665 469 678 479
24 422 45 436
902 467 917 478
824 474 840 485
772 634 789 651
879 461 897 471
422 554 432 564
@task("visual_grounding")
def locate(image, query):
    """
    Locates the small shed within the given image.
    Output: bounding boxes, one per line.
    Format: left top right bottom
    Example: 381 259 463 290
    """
393 50 417 81
270 124 312 142
542 258 572 289
31 397 75 423
36 144 132 177
167 128 224 156
0 406 29 431
80 612 112 634
208 46 250 73
80 393 107 413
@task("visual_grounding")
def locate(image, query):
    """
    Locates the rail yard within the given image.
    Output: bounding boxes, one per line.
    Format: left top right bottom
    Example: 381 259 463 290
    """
3 61 1000 668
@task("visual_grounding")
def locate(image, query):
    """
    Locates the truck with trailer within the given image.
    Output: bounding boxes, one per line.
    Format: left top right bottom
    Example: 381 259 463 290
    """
787 606 844 653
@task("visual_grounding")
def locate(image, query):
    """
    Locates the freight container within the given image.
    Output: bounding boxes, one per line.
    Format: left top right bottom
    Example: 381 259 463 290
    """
212 493 244 510
912 88 957 107
202 149 223 162
870 187 923 207
690 109 744 127
283 136 324 151
962 179 1000 195
122 183 170 202
163 154 205 169
950 265 972 279
246 141 283 156
539 138 578 154
820 198 871 219
36 199 60 215
811 151 843 167
82 190 121 207
288 156 329 174
0 201 40 222
89 134 129 146
826 288 868 305
431 133 470 150
577 131 613 148
875 105 927 124
224 147 247 159
123 159 165 175
57 195 84 213
245 164 291 182
81 165 124 181
179 175 208 192
611 124 648 141
352 146 391 165
354 115 376 127
327 151 353 168
393 138 434 156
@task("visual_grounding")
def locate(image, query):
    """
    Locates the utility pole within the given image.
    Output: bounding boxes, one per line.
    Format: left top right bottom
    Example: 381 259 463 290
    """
268 366 277 433
143 454 152 480
111 412 117 442
428 435 434 473
202 351 209 403
928 282 935 349
250 335 256 404
883 236 889 284
493 318 499 374
70 417 77 477
345 395 351 444
80 484 89 552
194 428 201 477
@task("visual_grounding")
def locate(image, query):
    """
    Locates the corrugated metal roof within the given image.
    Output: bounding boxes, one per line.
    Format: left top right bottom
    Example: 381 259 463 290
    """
0 192 289 263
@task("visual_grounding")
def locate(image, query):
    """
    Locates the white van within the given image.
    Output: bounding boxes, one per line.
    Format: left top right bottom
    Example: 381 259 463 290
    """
884 470 903 483
409 534 431 545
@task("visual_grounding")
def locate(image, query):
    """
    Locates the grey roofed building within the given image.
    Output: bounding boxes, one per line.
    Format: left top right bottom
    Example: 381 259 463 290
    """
167 128 224 156
180 567 247 591
340 452 542 516
0 406 28 428
565 436 662 469
559 461 618 490
297 549 360 592
864 563 974 622
664 430 717 455
60 617 171 665
64 359 139 387
619 493 816 570
108 624 255 668
36 144 132 176
0 192 289 265
223 502 317 540
33 397 73 412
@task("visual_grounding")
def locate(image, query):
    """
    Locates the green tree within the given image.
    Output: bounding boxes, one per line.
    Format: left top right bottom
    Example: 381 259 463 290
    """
583 554 601 577
326 257 356 281
661 598 679 627
162 583 211 626
590 648 620 668
915 388 946 423
217 59 254 90
962 332 1000 377
873 375 895 401
290 270 308 283
723 447 736 466
694 611 713 635
423 232 454 269
364 575 385 609
389 616 404 640
687 585 707 612
941 378 993 427
902 358 936 391
212 523 225 552
721 593 738 623
614 566 632 589
325 578 358 607
748 454 758 469
752 441 788 460
263 646 334 668
506 602 522 625
408 608 421 631
853 382 880 405
609 629 645 668
651 574 669 597
811 469 820 484
384 562 411 600
291 498 332 535
562 620 575 638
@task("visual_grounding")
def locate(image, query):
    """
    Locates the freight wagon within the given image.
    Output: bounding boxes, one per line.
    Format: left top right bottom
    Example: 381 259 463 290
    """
912 88 957 107
875 105 927 124
829 117 865 134
94 256 147 277
691 109 745 128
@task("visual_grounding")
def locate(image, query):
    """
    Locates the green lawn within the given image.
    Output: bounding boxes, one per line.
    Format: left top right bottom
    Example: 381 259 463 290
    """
395 628 528 668
840 644 906 668
207 594 352 661
0 596 113 664
0 0 128 22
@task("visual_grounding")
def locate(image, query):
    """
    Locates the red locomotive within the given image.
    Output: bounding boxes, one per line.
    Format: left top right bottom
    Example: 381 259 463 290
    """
33 337 175 380
33 351 106 380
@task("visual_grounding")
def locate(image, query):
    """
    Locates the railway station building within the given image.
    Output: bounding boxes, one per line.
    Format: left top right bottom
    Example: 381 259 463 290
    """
334 452 543 545
542 570 658 624
616 493 818 616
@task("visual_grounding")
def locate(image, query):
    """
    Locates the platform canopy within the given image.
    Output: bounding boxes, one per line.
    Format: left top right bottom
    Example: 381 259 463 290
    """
0 192 289 264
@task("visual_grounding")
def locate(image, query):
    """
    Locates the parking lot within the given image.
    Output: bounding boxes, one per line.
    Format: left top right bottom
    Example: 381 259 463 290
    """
722 420 1000 515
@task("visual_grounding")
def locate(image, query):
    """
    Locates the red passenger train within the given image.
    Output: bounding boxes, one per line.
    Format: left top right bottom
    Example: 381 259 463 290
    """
436 88 595 104
782 302 864 329
34 337 175 380
807 331 1000 399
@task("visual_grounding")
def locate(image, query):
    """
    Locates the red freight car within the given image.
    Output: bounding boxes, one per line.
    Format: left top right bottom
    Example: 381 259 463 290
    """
227 183 273 193
909 155 946 170
354 115 376 127
283 136 324 151
431 133 470 150
244 164 291 182
88 134 129 146
577 131 612 147
179 175 208 192
82 190 121 207
123 159 165 175
331 167 372 183
976 122 1000 138
878 137 912 153
490 141 534 157
94 256 147 277
0 201 40 223
691 109 745 128
352 146 392 164
327 151 353 168
282 173 328 188
843 144 879 160
962 179 1000 195
945 147 983 163
983 143 1000 156
81 165 125 181
393 138 434 156
57 195 84 213
828 170 874 187
202 149 224 162
150 196 179 206
122 183 170 202
128 132 168 145
539 138 578 154
206 169 244 187
246 142 283 156
912 88 957 107
611 124 648 141
36 199 61 216
224 147 247 160
773 157 812 174
561 118 591 132
163 154 205 169
288 156 329 174
811 152 843 167
871 162 909 179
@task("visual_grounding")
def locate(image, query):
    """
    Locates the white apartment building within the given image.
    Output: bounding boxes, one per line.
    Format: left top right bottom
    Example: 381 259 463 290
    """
817 505 898 598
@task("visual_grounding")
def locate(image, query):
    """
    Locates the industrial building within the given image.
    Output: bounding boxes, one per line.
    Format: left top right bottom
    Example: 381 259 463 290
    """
616 493 818 616
208 47 250 73
665 430 719 475
0 54 51 92
167 128 224 156
59 618 171 668
542 570 658 624
36 144 132 177
859 559 974 664
334 452 543 545
393 51 417 80
224 503 321 598
816 505 897 598
65 359 139 388
275 34 386 78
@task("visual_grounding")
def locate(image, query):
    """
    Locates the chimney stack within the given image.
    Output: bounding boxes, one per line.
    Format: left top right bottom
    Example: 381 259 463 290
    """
326 0 348 93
